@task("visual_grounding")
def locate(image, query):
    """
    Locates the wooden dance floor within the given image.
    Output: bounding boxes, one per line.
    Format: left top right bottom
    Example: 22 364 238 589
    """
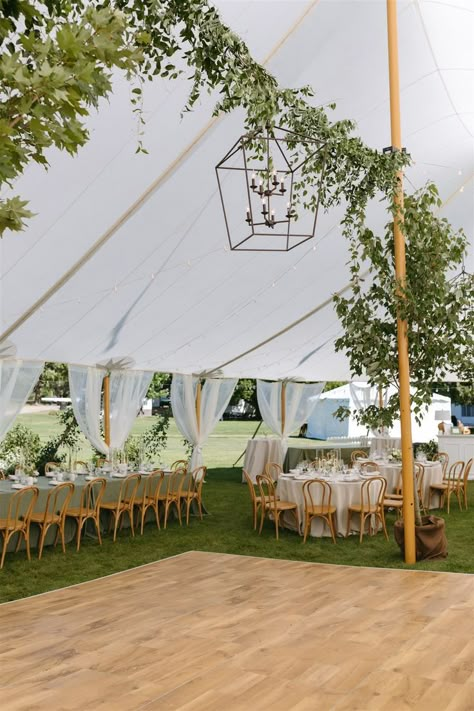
1 551 473 710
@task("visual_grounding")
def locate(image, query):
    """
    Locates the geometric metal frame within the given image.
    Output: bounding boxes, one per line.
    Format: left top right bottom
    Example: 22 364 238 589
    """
216 125 327 252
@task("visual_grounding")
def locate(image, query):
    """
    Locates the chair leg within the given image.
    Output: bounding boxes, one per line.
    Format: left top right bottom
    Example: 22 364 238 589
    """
197 497 203 521
329 513 337 544
38 525 48 560
176 498 183 526
15 530 23 553
60 522 67 554
95 516 103 546
76 518 83 551
303 514 311 543
113 512 120 542
25 528 31 562
359 513 365 543
274 510 279 540
140 505 147 535
258 505 266 535
0 532 9 569
129 509 135 537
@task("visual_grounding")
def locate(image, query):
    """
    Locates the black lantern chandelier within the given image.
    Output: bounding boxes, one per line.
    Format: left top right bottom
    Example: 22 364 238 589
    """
450 263 474 319
216 125 326 252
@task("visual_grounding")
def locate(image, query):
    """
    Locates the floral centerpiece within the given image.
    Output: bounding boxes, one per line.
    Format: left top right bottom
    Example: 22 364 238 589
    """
388 448 402 463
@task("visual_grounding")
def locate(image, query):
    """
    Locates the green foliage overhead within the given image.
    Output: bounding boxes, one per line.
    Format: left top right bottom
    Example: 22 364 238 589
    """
334 183 474 429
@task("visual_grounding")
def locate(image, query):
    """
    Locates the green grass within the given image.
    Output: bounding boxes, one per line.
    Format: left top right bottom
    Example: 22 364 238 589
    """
1 466 473 604
16 413 296 468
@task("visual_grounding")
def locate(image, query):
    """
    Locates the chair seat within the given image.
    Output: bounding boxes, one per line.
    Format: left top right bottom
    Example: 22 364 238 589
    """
30 512 60 525
349 504 380 513
267 500 297 511
383 498 403 508
66 507 95 518
307 505 336 515
0 519 24 532
430 483 448 491
100 501 125 511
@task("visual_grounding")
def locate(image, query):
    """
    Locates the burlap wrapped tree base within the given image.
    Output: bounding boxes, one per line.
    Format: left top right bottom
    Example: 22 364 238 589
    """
394 515 448 561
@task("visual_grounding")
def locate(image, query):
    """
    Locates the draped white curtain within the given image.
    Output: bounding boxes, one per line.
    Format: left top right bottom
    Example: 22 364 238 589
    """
257 380 325 461
0 359 44 441
69 365 108 454
109 369 153 449
171 374 237 470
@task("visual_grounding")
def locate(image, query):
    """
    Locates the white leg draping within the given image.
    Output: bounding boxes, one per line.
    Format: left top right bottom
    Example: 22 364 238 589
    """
257 380 325 462
0 359 44 441
68 365 108 455
171 374 237 471
109 369 153 450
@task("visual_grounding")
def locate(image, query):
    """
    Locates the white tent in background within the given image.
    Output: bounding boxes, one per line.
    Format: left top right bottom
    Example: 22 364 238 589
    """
0 1 471 379
307 383 452 443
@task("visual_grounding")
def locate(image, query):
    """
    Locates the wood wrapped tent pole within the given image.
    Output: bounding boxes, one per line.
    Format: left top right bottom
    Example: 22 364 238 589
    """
386 0 416 564
103 374 111 448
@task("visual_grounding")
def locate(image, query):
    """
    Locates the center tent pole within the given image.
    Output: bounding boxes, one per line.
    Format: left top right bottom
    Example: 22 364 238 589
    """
386 0 416 564
281 381 287 437
103 374 111 448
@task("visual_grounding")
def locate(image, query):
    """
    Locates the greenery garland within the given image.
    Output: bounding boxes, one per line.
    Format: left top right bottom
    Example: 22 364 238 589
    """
0 0 471 428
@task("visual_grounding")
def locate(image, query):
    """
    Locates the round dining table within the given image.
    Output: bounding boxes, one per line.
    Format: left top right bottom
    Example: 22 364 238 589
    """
277 460 443 538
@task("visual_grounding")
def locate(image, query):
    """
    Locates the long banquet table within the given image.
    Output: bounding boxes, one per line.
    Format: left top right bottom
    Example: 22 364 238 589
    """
0 469 186 552
276 460 443 538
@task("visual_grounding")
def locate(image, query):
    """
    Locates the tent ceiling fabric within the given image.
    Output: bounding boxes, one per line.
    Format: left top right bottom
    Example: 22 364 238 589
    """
1 1 472 380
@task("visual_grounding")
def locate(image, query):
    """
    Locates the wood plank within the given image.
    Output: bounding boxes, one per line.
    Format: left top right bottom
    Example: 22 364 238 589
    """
0 551 472 710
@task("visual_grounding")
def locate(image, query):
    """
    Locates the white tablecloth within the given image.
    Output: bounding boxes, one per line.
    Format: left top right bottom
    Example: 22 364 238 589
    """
369 436 401 456
242 438 282 483
277 474 383 537
277 461 444 538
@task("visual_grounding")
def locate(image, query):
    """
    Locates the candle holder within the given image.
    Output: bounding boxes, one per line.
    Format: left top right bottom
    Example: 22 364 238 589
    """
216 125 326 252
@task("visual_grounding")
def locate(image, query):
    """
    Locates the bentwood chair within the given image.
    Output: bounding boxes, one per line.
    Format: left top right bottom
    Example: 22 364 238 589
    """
459 459 472 510
135 470 164 534
351 449 368 464
30 482 74 559
100 473 141 541
346 476 388 543
433 452 449 478
159 467 186 528
302 479 337 544
0 486 39 568
66 478 106 551
264 462 283 482
72 460 88 473
429 461 464 513
385 463 426 517
171 459 188 472
180 466 207 524
359 461 380 474
243 469 265 530
256 474 299 540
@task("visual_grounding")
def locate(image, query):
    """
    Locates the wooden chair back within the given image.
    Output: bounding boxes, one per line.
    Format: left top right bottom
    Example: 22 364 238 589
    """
243 469 258 506
463 458 473 486
359 461 379 474
264 462 282 482
39 482 74 525
164 467 186 497
116 473 141 509
359 476 387 511
73 460 88 472
447 461 464 489
256 474 277 511
6 486 39 531
78 478 106 516
351 449 368 463
171 459 188 472
144 470 164 502
45 462 60 474
434 451 449 477
303 479 333 512
191 466 207 497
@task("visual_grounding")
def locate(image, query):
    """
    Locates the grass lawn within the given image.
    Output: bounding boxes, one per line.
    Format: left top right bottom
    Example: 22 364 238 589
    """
1 466 473 604
16 412 292 468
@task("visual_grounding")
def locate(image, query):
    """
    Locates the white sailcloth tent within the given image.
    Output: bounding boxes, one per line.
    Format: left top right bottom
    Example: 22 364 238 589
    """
0 1 472 380
307 383 452 443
